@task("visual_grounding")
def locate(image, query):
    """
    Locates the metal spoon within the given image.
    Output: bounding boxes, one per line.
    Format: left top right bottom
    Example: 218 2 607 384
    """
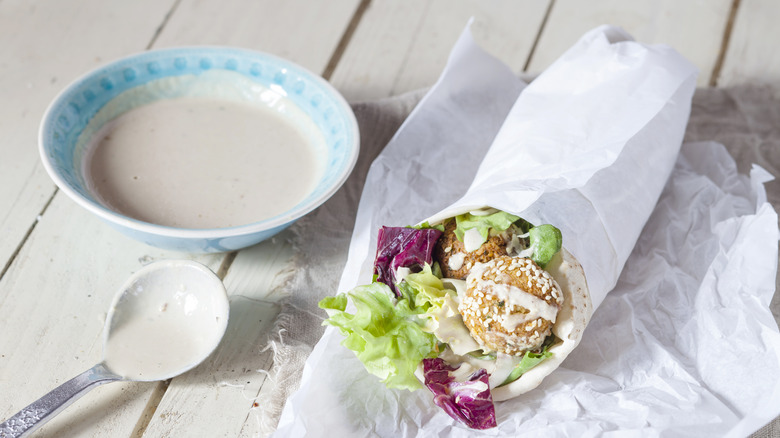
0 260 230 438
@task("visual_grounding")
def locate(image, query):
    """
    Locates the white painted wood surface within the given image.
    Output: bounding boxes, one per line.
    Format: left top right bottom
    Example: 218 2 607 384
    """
152 0 360 73
1 0 778 436
330 0 549 101
717 0 780 90
528 0 733 85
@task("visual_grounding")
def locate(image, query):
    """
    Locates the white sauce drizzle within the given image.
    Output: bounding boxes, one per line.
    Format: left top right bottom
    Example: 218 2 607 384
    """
505 230 527 256
426 288 482 356
462 228 485 252
468 208 498 216
489 353 521 387
485 283 559 327
442 278 467 299
447 252 466 271
517 246 535 259
437 348 522 389
395 266 412 283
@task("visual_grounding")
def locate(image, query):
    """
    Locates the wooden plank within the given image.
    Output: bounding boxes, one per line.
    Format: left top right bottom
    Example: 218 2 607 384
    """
152 0 361 75
0 0 178 273
330 0 550 101
0 194 223 437
717 0 780 89
528 0 732 86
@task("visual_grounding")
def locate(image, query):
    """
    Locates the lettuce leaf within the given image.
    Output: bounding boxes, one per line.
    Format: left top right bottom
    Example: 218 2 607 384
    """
409 221 446 232
398 267 485 356
396 265 447 310
319 282 438 390
528 224 562 268
499 337 556 386
453 210 520 244
318 294 347 313
422 358 497 430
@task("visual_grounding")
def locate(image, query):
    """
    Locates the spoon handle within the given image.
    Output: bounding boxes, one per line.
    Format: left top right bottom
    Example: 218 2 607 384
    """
0 363 121 438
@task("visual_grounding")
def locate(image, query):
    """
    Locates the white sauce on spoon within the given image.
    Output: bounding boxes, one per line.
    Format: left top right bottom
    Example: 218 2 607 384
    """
102 260 229 381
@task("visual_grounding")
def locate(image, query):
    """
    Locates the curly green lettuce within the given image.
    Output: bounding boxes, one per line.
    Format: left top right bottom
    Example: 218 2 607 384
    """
319 282 438 390
452 210 520 243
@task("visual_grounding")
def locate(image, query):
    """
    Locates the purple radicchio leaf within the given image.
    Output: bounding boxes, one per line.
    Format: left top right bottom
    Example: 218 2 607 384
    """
422 358 497 430
373 226 442 297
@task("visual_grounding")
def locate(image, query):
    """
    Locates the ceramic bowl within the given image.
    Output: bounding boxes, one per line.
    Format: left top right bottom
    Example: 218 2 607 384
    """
39 47 359 253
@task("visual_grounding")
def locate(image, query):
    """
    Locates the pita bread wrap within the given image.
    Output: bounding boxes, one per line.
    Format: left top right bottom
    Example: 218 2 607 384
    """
418 210 592 402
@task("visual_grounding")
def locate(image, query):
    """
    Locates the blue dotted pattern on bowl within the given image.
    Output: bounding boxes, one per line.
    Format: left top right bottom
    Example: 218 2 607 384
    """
40 47 358 252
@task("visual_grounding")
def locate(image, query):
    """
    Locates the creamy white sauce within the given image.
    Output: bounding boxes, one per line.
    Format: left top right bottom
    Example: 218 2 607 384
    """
84 95 324 229
103 274 227 381
487 283 559 326
447 252 466 271
489 353 522 387
505 230 527 256
104 314 208 380
395 266 412 283
441 278 467 298
468 208 498 216
426 278 531 379
500 313 536 332
517 246 535 259
426 292 482 356
462 228 485 252
437 347 522 389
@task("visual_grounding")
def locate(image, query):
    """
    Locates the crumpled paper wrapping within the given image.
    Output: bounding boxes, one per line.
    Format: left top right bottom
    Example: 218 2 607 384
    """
272 24 780 437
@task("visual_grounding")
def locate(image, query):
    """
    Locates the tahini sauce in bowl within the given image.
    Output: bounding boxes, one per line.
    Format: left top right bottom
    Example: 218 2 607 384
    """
79 70 327 230
40 47 359 252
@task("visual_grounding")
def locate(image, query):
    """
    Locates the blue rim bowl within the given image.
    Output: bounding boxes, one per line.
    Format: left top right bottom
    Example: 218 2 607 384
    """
39 47 359 253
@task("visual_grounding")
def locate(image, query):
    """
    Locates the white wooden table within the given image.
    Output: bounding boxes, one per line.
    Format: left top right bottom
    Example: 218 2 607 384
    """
1 1 779 436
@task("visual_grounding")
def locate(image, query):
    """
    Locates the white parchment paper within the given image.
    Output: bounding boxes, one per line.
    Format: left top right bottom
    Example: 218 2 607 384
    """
273 24 780 437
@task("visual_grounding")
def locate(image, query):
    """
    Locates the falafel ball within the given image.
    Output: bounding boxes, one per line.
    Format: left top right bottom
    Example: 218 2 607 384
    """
459 256 563 356
434 220 509 280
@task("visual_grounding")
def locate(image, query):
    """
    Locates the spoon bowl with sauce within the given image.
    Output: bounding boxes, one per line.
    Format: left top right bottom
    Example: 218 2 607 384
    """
0 260 229 438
